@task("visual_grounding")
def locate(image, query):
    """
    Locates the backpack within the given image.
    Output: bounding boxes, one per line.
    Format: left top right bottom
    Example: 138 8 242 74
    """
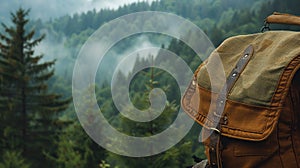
182 12 300 168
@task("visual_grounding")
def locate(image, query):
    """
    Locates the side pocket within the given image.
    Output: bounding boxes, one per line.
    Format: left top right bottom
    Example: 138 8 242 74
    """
221 135 280 168
233 137 274 156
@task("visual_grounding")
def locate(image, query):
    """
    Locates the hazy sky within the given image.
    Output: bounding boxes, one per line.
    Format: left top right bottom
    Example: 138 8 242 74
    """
0 0 156 22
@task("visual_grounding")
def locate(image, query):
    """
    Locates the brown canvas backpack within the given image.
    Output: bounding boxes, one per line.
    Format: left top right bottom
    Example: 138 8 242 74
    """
182 13 300 168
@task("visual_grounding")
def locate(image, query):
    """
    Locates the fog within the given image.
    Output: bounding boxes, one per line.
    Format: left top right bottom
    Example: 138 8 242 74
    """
0 0 157 22
34 30 165 86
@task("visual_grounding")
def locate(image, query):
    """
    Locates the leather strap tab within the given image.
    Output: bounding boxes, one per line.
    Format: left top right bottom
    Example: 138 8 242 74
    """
207 45 254 168
212 45 254 124
266 12 300 26
207 130 222 168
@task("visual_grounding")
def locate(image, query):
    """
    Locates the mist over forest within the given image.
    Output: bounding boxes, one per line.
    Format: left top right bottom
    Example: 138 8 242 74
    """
24 0 274 85
1 0 300 167
0 0 158 21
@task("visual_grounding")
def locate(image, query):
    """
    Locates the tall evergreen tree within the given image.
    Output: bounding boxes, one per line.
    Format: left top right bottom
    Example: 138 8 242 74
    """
104 56 194 167
0 8 69 167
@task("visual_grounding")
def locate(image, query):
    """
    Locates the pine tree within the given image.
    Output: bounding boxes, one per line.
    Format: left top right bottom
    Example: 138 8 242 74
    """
105 55 194 168
46 123 93 168
49 84 108 168
0 8 70 167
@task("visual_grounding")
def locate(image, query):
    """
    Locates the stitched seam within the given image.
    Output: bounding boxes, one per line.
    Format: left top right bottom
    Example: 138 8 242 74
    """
197 85 279 138
270 55 300 107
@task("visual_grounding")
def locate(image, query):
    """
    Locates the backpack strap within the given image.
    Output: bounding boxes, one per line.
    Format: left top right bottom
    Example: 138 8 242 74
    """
206 45 254 168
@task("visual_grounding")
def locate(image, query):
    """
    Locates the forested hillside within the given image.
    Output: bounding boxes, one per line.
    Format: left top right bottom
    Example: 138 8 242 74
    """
28 0 300 86
1 0 300 167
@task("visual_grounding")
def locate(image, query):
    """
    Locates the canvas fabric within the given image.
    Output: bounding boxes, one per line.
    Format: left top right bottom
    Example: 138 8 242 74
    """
182 31 300 168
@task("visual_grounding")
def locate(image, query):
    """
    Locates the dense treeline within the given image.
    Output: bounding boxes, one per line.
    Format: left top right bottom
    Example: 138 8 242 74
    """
33 0 267 43
1 0 300 167
30 0 300 68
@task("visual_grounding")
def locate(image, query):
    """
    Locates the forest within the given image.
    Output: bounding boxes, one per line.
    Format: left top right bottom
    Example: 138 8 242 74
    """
1 0 300 167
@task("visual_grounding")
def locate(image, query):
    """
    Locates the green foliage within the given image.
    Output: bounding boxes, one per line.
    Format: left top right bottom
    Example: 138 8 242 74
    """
38 0 268 39
64 28 95 58
0 150 31 168
0 8 70 168
61 84 110 168
99 56 196 167
53 131 86 168
46 123 97 168
99 160 110 168
153 142 193 168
